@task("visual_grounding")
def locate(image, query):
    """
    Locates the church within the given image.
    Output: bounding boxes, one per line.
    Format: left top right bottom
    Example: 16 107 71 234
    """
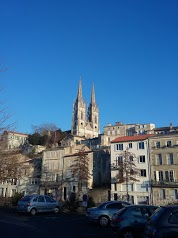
71 80 100 139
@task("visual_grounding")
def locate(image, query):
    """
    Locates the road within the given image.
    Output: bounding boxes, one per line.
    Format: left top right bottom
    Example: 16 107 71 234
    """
0 207 116 238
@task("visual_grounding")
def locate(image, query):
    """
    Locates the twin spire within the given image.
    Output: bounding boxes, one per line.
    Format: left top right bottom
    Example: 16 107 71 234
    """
77 78 96 104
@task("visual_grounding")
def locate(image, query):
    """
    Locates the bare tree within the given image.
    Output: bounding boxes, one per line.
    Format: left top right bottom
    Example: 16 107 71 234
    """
0 149 28 196
31 123 59 135
70 146 92 197
113 148 139 202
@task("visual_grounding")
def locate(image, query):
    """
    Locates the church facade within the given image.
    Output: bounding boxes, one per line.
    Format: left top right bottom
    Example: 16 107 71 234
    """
71 80 100 139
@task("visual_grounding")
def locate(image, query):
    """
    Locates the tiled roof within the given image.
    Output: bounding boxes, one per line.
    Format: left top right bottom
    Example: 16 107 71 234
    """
111 134 154 143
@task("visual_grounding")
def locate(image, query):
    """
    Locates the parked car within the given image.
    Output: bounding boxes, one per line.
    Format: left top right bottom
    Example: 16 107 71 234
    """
144 205 178 238
86 200 131 227
111 205 158 238
17 194 61 215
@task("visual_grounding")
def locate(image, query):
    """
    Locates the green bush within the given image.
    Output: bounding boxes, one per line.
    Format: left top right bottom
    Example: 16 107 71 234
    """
11 192 24 206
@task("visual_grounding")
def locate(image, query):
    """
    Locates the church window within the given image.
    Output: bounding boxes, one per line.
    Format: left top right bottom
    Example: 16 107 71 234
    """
81 112 83 120
95 116 97 124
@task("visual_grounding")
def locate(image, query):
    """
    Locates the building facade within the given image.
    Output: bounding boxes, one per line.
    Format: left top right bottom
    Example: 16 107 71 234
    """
110 135 153 204
40 144 93 201
100 122 155 146
0 131 28 150
149 133 178 205
71 80 100 139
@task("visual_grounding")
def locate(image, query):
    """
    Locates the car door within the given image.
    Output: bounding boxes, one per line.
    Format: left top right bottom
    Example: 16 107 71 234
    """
37 195 47 212
44 195 56 212
129 207 149 233
163 210 178 238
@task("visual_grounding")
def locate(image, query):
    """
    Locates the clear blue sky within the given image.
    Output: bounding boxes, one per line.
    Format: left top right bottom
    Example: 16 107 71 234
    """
0 0 178 134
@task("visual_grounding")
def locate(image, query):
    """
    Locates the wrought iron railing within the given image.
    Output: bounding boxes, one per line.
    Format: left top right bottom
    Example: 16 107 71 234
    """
151 180 178 187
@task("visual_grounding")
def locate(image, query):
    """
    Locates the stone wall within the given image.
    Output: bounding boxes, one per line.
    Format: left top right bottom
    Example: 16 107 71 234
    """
88 188 110 205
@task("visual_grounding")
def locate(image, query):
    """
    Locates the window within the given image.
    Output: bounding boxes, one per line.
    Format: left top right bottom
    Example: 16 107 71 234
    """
129 143 132 148
155 141 160 148
107 203 123 209
169 170 175 182
156 154 162 165
167 153 174 165
170 190 178 199
116 156 123 165
33 197 38 202
169 211 178 224
160 189 165 199
45 196 52 202
38 196 45 202
73 186 76 192
138 142 144 149
116 144 123 151
165 171 175 182
95 116 97 124
140 169 147 177
158 171 164 181
139 155 145 163
129 156 133 161
167 141 172 147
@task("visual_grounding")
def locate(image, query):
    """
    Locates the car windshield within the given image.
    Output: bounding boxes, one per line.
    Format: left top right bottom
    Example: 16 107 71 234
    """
20 196 33 202
150 207 165 222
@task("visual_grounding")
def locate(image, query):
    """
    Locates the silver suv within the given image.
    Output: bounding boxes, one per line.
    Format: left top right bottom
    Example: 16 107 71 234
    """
17 194 61 215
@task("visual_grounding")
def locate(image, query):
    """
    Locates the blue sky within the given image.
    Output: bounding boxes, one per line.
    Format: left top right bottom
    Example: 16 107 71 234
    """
0 0 178 134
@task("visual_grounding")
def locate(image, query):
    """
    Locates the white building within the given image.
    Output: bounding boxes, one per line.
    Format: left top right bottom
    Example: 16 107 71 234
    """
110 134 153 204
101 122 155 146
0 131 28 150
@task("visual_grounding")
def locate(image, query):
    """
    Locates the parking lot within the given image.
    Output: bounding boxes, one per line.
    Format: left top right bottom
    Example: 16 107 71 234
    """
0 207 116 238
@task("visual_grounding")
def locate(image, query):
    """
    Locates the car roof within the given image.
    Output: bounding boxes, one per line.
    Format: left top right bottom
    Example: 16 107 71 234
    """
125 205 158 208
103 201 130 204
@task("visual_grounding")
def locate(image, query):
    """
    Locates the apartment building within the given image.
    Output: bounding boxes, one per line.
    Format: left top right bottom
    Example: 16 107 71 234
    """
149 133 178 205
110 135 153 204
0 131 28 150
100 122 155 146
40 144 93 201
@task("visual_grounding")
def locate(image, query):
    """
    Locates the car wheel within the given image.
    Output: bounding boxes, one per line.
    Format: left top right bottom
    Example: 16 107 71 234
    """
54 207 60 214
122 230 135 238
99 216 110 227
30 208 37 216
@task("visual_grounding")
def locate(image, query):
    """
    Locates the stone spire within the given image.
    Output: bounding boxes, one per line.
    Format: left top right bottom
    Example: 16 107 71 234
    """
77 78 83 100
91 83 96 104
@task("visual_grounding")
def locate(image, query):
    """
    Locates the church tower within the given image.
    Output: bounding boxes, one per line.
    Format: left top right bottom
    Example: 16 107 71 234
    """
71 79 100 138
71 79 87 137
87 84 100 138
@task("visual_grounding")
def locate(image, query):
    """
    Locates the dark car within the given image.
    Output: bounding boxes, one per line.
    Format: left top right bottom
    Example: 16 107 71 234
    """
111 205 158 238
86 200 130 227
17 194 61 215
144 205 178 238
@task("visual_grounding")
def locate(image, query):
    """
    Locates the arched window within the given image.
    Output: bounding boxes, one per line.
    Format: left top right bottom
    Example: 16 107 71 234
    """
95 116 97 124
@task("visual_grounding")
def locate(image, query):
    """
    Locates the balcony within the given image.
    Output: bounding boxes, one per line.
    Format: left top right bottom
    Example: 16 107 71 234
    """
40 180 61 188
151 180 178 188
